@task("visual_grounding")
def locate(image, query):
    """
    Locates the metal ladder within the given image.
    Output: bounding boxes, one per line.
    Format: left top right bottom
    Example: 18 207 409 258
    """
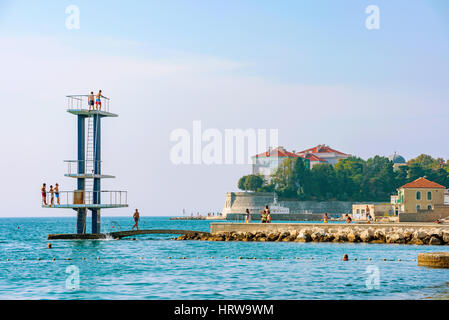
85 115 95 204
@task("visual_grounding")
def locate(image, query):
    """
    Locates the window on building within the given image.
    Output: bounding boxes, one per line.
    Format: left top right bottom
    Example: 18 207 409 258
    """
416 191 421 200
427 205 432 210
427 191 432 200
417 204 421 211
356 209 360 214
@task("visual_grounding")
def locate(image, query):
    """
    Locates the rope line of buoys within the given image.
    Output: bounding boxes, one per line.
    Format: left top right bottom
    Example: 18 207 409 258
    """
0 256 419 262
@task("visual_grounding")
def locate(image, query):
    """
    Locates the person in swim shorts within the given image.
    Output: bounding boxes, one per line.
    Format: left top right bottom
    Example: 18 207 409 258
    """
88 92 95 111
54 183 60 205
132 209 140 230
49 185 54 207
95 90 104 110
41 183 47 206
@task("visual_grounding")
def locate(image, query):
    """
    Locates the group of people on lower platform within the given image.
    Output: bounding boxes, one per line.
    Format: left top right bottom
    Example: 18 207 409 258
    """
41 183 60 206
244 206 272 224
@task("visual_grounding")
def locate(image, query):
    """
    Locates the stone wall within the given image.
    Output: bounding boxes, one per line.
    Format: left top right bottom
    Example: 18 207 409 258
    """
187 222 449 245
222 192 356 218
399 205 449 222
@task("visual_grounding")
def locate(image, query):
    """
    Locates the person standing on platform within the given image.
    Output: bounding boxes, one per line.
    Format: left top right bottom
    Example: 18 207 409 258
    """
88 92 95 111
323 213 328 223
41 183 47 206
95 90 104 110
49 185 54 207
54 183 60 205
132 209 140 230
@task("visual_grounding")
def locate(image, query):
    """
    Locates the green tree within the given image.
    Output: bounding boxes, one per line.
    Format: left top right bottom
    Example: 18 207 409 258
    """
244 175 264 192
238 175 249 191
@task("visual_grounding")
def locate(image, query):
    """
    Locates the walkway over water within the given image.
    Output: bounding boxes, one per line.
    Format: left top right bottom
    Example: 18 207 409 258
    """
48 229 209 240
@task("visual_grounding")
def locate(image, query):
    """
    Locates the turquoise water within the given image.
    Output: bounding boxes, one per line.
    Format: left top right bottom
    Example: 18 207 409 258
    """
1 217 448 300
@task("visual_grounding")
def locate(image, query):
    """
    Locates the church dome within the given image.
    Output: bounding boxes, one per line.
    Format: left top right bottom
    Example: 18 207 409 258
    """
389 153 406 164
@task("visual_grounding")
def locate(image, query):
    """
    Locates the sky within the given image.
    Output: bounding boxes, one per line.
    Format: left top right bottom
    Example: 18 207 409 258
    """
0 0 448 217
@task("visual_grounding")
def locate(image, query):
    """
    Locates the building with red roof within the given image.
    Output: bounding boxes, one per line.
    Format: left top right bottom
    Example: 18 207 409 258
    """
396 177 447 214
296 144 350 168
251 146 310 180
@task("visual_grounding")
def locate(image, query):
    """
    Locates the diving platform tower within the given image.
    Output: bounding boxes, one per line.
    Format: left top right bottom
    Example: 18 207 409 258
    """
42 95 128 234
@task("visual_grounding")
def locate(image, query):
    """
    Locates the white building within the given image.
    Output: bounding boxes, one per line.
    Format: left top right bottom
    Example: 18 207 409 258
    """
252 146 299 180
296 144 350 168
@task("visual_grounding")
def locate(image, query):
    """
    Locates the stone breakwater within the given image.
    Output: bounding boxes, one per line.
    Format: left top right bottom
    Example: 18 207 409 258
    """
176 225 449 245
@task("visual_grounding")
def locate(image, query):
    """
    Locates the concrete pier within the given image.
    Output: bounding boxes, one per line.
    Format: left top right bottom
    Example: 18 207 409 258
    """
418 252 449 268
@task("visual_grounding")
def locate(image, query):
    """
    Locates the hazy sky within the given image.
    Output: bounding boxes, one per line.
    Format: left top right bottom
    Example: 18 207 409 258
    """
0 0 448 217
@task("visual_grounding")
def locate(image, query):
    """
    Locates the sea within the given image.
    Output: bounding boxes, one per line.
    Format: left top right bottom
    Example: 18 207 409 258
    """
0 217 448 300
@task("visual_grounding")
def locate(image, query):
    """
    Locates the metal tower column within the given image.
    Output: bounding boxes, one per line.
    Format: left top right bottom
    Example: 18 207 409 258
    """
92 114 101 234
76 115 87 234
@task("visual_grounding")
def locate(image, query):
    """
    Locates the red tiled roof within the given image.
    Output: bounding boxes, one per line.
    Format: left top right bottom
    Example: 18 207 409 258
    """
253 147 299 158
299 153 327 162
298 145 348 156
399 177 446 189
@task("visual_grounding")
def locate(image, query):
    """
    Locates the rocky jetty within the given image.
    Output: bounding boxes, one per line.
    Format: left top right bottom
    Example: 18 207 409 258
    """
175 226 449 245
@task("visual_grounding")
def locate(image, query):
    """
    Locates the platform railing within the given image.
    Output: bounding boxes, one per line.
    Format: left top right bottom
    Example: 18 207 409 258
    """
43 190 127 207
64 160 102 176
67 95 110 113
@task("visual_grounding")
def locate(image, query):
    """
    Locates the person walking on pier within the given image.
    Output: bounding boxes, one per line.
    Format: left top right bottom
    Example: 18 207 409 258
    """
245 209 251 223
132 209 140 230
41 183 47 206
88 91 95 111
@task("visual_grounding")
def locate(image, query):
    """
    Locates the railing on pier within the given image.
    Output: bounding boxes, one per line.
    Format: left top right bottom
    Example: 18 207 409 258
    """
67 95 111 113
64 160 102 176
44 190 128 207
